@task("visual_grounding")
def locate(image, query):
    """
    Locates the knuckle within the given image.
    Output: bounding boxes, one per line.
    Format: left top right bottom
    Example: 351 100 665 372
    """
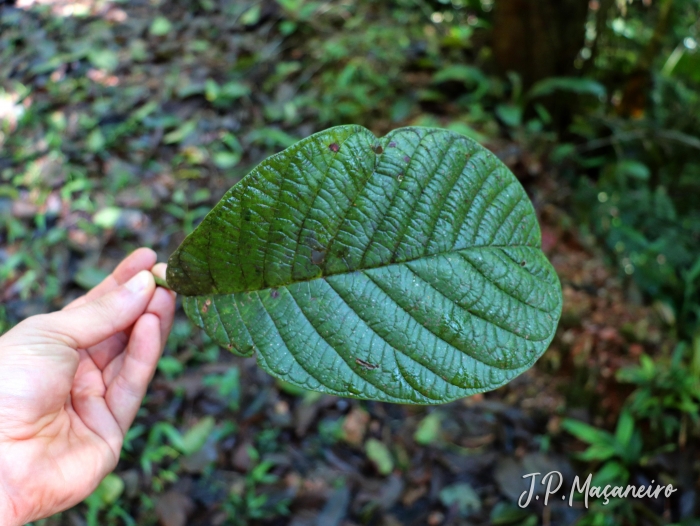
17 314 79 349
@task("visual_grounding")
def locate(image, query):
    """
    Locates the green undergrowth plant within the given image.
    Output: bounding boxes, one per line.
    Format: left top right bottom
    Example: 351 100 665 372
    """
569 74 700 340
552 7 700 521
164 124 563 404
222 445 292 526
562 407 679 526
558 53 700 524
617 338 700 445
121 417 235 493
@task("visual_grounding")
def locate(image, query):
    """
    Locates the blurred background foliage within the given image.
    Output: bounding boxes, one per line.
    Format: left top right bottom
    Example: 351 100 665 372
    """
1 0 700 525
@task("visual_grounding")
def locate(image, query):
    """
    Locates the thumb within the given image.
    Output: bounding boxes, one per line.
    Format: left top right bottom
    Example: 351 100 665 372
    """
30 270 156 350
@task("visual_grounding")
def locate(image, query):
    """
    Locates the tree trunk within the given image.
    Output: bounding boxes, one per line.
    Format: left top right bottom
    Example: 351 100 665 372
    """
492 0 590 89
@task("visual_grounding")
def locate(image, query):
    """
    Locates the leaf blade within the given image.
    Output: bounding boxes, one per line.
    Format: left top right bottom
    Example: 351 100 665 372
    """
168 125 562 404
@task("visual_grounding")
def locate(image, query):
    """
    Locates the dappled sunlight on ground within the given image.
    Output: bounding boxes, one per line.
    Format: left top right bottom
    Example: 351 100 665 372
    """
16 0 126 20
0 88 28 133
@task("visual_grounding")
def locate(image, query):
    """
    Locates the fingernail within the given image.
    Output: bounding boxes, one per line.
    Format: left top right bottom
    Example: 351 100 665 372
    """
151 262 167 280
124 270 151 293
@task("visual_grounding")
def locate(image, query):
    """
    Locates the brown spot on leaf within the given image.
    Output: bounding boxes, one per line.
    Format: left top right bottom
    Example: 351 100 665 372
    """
372 144 384 154
355 358 379 370
521 261 527 267
201 298 211 313
311 248 326 265
329 143 340 153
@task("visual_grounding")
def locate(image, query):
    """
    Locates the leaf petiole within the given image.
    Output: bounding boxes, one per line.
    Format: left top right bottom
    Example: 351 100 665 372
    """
152 274 172 290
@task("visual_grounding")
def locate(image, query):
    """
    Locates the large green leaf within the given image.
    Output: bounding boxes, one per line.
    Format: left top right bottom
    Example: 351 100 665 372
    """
166 125 562 404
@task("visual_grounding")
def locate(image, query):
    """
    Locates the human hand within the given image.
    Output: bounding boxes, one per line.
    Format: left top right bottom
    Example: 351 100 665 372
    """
0 248 176 525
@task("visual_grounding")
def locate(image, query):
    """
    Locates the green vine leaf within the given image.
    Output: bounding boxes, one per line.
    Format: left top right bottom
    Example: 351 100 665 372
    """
166 125 563 404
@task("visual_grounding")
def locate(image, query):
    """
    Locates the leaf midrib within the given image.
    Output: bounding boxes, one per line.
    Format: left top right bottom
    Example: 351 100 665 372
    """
191 243 545 295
